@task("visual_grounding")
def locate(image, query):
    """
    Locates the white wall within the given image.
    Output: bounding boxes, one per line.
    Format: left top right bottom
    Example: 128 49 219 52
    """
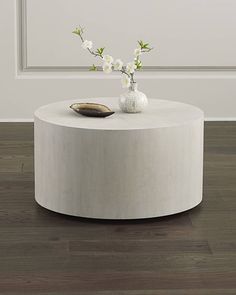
0 0 236 120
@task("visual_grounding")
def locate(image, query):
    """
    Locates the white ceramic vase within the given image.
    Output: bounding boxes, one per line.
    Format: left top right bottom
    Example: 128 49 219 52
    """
119 82 148 113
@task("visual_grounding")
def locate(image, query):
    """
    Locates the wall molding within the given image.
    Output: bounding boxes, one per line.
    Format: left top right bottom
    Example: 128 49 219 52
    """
18 0 27 72
18 0 236 73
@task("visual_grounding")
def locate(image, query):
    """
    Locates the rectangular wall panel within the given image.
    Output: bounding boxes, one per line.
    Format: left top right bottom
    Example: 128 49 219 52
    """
1 0 236 120
22 0 236 70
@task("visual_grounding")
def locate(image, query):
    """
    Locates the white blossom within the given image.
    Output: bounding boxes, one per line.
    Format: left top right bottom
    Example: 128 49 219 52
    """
81 40 93 50
103 55 114 64
126 62 137 74
113 59 123 71
134 48 142 57
103 62 113 74
121 75 131 88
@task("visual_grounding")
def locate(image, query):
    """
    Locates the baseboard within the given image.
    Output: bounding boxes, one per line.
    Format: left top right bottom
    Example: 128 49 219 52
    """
0 119 34 122
204 117 236 121
0 118 236 122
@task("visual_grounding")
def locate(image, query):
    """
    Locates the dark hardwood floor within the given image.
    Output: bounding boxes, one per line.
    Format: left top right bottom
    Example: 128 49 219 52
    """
0 122 236 294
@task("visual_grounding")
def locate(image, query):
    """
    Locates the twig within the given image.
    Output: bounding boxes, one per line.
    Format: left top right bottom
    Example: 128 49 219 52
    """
74 27 153 81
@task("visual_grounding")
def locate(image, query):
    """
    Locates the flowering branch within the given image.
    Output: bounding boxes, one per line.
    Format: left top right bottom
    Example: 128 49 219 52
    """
73 26 153 88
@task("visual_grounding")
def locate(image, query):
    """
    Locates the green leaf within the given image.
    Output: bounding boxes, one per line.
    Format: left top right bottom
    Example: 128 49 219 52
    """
96 47 105 56
72 26 84 36
135 59 142 70
143 43 149 48
138 40 144 48
138 40 152 50
72 28 81 36
89 64 98 71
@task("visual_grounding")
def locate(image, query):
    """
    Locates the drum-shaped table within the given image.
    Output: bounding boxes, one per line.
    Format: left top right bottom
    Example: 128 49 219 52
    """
34 98 204 219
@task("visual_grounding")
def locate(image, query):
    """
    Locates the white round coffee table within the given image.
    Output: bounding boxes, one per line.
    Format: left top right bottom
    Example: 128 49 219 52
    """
34 98 204 219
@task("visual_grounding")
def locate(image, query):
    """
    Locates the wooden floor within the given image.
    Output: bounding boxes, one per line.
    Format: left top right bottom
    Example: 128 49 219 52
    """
0 122 236 294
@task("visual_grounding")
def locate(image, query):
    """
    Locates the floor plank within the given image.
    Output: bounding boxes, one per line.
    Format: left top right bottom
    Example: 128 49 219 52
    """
0 122 236 294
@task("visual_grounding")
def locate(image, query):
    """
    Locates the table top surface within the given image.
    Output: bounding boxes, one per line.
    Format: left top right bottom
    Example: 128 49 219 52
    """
34 98 204 130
